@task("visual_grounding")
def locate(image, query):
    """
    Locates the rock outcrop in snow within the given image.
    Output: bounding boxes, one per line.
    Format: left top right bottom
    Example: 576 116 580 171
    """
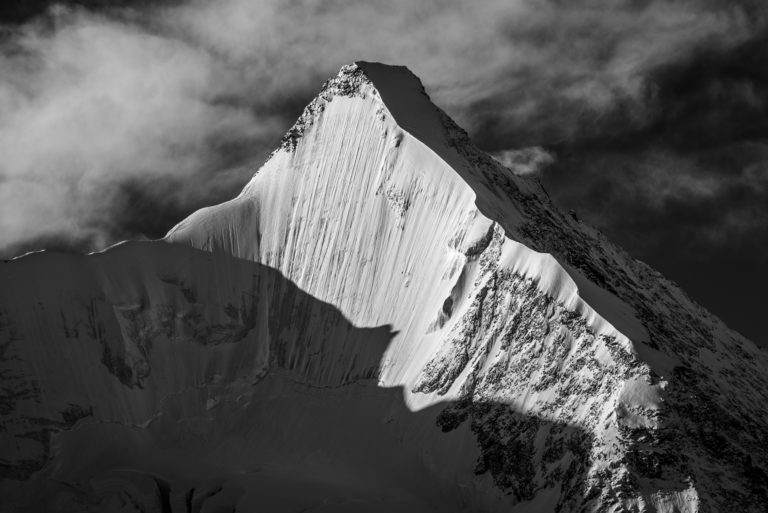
2 62 767 512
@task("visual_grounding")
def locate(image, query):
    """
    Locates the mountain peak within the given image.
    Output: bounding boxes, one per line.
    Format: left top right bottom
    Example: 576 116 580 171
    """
279 61 473 174
163 60 768 511
354 62 468 166
278 61 383 152
4 60 768 511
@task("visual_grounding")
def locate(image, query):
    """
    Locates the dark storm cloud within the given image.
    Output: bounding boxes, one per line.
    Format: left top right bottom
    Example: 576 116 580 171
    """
462 0 761 147
531 10 768 341
542 143 768 342
0 0 183 24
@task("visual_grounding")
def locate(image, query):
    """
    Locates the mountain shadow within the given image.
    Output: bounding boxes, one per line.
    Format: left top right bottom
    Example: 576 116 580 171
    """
1 241 594 512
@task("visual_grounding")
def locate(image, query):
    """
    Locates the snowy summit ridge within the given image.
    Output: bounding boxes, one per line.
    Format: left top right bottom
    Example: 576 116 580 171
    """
2 62 768 512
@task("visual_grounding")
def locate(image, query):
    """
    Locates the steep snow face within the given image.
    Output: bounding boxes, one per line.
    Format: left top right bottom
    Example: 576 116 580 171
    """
166 65 662 505
166 62 643 397
167 62 768 511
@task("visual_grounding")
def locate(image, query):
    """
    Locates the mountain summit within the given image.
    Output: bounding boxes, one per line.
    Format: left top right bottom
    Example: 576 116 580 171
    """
2 62 767 512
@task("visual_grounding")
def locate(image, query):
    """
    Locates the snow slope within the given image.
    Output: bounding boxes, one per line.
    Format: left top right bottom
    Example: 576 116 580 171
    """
2 62 768 512
0 243 504 512
167 63 644 393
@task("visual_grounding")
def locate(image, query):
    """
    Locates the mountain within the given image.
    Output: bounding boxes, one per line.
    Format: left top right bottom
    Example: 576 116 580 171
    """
1 62 767 512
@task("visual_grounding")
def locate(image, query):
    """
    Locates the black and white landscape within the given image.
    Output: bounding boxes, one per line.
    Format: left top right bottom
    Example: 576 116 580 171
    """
2 2 768 512
1 60 767 512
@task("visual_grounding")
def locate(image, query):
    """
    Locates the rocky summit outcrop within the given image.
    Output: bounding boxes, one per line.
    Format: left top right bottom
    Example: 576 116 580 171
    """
1 62 767 512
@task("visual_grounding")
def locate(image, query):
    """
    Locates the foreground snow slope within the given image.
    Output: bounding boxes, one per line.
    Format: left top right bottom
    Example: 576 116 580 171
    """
1 242 509 512
168 62 768 511
1 62 767 512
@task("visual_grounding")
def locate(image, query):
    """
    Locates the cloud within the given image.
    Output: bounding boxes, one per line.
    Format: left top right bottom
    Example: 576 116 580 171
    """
544 141 768 255
0 0 766 258
0 6 282 254
492 147 555 176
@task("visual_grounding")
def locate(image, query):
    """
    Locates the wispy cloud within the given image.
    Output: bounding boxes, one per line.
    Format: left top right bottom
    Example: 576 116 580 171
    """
0 7 281 253
492 147 555 176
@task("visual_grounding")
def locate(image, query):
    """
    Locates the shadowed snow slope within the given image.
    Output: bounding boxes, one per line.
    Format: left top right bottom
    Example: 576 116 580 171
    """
2 62 768 512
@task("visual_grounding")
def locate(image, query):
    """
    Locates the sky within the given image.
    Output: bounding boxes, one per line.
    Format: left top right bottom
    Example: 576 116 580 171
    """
0 0 766 344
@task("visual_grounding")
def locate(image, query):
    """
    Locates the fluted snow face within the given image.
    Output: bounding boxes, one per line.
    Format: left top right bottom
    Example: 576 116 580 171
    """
167 67 646 407
166 64 688 509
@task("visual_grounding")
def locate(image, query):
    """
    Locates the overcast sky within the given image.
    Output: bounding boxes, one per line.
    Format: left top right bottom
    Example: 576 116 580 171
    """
1 0 766 343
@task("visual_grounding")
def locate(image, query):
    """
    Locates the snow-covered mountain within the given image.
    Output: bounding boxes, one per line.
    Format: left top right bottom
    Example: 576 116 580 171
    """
2 62 767 512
